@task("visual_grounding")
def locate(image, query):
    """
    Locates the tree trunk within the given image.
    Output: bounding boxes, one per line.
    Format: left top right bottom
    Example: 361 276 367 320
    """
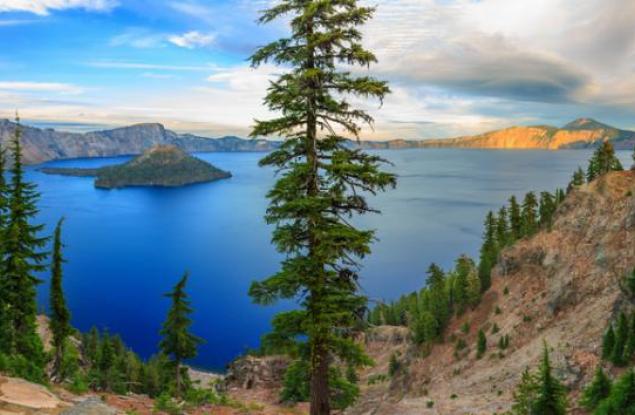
175 360 181 399
310 341 330 415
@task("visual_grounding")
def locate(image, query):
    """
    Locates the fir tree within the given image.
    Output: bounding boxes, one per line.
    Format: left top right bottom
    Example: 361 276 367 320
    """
580 366 611 411
0 141 9 353
159 272 203 398
1 115 48 363
554 188 566 205
521 192 539 237
50 218 73 380
510 367 538 415
248 2 395 413
508 195 522 241
539 191 556 228
453 256 472 315
611 312 628 366
426 263 449 335
595 369 635 414
476 329 486 359
466 268 481 308
568 167 585 192
530 343 567 415
587 141 623 182
410 311 437 345
602 325 615 361
478 211 497 291
495 206 509 248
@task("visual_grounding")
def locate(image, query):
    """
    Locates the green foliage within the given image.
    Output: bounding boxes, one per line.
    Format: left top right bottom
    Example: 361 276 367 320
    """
580 366 611 411
159 273 203 398
594 369 635 414
248 1 394 412
478 211 497 291
153 393 182 415
50 219 73 380
0 115 47 367
587 141 623 182
531 343 568 415
539 192 556 228
521 192 539 237
0 351 46 383
509 344 567 415
280 359 310 403
388 353 401 377
476 329 487 359
568 167 586 192
611 312 629 366
510 367 538 415
602 325 616 361
508 196 522 241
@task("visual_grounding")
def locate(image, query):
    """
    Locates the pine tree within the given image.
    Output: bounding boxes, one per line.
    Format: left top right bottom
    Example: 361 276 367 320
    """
476 329 486 359
410 311 437 345
426 263 449 335
521 192 539 237
568 167 585 193
50 218 73 380
509 195 522 241
510 366 538 415
580 366 611 411
159 272 203 398
99 330 114 390
531 343 567 415
611 312 628 366
495 206 509 248
595 369 635 414
248 2 395 413
1 115 48 363
587 141 623 182
478 211 497 292
453 256 472 315
602 325 615 361
554 188 566 205
0 141 10 354
539 191 556 228
466 268 481 308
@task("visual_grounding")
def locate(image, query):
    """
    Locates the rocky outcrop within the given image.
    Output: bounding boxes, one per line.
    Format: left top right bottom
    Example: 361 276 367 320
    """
41 145 232 189
348 171 635 414
225 355 290 390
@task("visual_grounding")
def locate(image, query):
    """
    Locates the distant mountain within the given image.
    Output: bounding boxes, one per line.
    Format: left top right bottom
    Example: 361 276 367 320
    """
41 145 231 189
1 117 633 165
356 118 635 151
0 119 280 165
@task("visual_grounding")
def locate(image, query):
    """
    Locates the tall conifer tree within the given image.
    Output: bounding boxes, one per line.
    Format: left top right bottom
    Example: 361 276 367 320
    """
2 115 47 362
508 195 522 241
587 141 623 182
159 272 203 398
531 343 568 414
521 192 538 237
478 211 497 291
248 2 395 413
50 218 72 379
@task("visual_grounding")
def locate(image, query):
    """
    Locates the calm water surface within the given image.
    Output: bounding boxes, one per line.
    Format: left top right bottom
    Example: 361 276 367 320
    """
29 149 632 370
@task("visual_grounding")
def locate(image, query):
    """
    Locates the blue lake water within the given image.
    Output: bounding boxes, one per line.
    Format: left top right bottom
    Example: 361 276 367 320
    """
29 149 632 371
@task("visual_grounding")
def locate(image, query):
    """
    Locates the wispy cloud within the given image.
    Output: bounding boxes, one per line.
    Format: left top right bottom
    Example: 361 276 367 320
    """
0 18 39 25
0 0 119 16
110 28 166 49
0 81 83 94
86 60 216 71
168 31 215 49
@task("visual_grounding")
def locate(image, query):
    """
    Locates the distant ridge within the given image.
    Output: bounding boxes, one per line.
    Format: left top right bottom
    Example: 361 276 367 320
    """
0 118 633 165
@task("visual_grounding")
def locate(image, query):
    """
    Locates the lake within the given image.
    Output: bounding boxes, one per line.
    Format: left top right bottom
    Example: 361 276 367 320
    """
30 149 632 371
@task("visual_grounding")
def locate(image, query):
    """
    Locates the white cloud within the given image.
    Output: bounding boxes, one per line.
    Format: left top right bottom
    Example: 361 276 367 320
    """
0 81 83 95
168 31 215 49
0 0 118 15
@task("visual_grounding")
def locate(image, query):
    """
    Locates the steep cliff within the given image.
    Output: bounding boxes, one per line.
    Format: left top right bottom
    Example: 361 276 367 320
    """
0 119 280 165
347 171 635 414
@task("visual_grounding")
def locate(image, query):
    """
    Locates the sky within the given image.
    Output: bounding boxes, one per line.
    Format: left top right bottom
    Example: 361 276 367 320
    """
0 0 634 139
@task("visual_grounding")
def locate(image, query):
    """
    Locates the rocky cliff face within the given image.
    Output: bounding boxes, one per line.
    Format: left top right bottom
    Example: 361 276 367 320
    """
346 171 635 414
0 119 280 165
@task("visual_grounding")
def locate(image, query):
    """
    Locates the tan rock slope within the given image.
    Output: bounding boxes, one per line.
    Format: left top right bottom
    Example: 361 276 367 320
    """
348 171 635 415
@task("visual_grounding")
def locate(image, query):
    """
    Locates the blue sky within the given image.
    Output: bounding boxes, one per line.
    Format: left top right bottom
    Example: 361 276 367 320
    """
0 0 634 139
